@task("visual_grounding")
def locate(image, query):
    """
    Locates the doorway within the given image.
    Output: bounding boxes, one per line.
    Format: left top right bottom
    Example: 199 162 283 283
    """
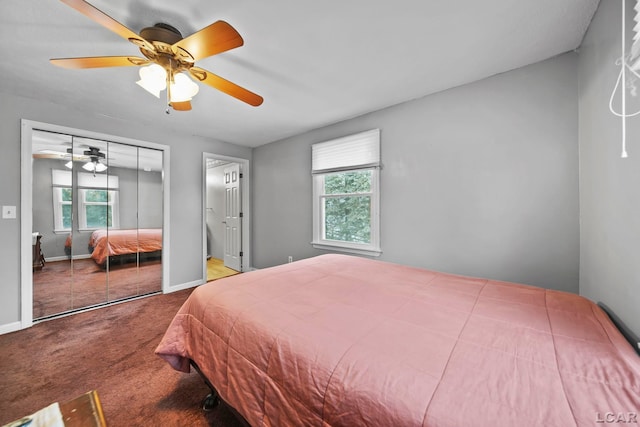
202 153 251 282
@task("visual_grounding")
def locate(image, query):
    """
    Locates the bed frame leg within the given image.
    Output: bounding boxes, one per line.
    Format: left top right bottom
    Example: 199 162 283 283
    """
190 360 221 411
202 391 220 411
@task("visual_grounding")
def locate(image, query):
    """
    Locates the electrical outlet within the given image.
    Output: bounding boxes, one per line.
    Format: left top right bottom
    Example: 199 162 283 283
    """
2 205 16 219
288 256 293 263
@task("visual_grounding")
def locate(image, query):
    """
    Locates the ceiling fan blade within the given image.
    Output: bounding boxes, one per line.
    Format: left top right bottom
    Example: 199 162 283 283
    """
190 67 263 107
173 21 243 62
50 56 149 69
171 101 192 111
33 152 68 159
59 0 152 49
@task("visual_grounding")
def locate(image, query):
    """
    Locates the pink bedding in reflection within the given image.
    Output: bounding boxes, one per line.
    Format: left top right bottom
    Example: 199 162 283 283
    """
89 228 162 265
155 254 640 426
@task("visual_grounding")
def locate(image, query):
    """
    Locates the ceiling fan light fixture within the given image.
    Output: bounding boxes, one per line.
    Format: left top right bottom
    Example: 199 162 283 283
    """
136 63 167 98
170 72 199 102
83 159 108 172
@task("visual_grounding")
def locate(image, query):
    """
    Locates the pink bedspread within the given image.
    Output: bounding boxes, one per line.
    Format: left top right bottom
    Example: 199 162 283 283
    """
89 228 162 265
155 254 640 426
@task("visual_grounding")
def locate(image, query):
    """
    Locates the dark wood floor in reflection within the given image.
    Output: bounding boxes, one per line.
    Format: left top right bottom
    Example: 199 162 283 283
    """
33 258 162 319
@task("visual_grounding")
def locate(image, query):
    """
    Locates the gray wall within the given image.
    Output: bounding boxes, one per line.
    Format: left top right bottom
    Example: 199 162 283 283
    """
579 0 640 335
253 52 580 292
0 91 251 328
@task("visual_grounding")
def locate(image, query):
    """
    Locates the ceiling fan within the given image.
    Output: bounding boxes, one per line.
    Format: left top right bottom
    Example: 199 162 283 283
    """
82 146 108 173
50 0 263 111
33 144 110 172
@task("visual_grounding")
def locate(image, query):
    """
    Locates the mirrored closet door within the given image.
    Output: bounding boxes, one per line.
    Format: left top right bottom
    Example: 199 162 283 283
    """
31 130 164 320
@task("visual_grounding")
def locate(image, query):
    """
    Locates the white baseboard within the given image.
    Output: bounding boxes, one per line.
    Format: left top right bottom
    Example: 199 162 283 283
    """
0 321 23 335
46 254 92 262
165 279 203 293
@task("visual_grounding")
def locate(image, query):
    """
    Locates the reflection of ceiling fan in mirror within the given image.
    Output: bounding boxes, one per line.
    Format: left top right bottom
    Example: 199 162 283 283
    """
50 0 263 111
32 144 109 174
82 146 107 173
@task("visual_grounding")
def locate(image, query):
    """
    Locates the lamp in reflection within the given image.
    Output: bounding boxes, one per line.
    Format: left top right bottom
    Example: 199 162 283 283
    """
83 156 107 174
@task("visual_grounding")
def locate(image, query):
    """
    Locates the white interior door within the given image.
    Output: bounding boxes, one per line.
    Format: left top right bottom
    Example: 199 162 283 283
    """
223 164 242 271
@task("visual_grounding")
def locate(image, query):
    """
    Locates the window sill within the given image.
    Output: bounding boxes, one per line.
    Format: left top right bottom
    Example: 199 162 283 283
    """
311 241 382 257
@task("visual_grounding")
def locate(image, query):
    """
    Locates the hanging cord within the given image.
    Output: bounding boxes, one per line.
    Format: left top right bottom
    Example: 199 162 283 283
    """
609 59 640 119
622 0 628 158
166 63 172 115
609 0 640 157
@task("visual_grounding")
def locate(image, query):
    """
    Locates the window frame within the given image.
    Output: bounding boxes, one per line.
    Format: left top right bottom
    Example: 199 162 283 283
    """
312 167 381 256
77 188 120 231
52 186 72 233
311 129 381 257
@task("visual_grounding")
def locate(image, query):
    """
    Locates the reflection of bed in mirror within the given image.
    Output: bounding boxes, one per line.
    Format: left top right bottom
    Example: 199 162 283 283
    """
65 228 162 267
90 228 162 267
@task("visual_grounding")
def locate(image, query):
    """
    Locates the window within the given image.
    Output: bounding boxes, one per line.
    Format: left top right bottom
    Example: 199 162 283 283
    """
51 170 119 232
312 129 381 256
52 187 73 232
78 188 119 230
77 172 119 230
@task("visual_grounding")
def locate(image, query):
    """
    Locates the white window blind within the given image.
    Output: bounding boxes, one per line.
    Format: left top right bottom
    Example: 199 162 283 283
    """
312 129 380 173
51 170 119 188
51 169 72 187
78 172 118 189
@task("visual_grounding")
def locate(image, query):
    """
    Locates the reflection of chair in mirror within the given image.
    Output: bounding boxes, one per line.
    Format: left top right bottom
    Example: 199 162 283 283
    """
32 232 45 270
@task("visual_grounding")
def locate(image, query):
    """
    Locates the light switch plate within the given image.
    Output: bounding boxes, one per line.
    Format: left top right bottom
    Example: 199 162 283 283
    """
2 205 16 219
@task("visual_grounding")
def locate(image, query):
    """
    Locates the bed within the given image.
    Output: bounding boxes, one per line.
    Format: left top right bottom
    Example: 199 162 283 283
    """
88 228 162 266
155 254 640 426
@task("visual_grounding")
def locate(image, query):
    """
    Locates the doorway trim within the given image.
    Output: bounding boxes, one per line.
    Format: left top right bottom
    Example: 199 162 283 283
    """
20 119 171 330
202 152 251 282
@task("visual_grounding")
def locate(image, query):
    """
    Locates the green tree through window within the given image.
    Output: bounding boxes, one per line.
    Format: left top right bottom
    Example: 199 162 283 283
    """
323 170 372 244
80 189 116 229
61 188 73 229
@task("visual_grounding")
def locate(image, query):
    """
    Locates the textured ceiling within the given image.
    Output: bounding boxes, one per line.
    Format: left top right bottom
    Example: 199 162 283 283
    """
0 0 599 147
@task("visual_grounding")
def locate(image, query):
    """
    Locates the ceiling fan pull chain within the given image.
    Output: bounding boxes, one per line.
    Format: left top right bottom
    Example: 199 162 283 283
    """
166 63 172 115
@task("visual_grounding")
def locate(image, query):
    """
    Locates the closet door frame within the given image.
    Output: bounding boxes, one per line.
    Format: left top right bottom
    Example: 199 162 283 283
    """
20 119 171 329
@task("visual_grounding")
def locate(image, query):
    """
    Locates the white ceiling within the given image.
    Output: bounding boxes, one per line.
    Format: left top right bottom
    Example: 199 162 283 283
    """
1 0 599 148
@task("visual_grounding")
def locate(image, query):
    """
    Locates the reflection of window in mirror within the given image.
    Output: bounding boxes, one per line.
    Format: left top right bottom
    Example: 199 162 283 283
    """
52 170 121 231
51 169 72 233
78 189 119 230
52 187 72 232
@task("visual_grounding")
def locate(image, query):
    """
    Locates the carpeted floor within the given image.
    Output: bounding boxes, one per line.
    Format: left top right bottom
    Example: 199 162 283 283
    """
0 288 245 427
33 258 162 319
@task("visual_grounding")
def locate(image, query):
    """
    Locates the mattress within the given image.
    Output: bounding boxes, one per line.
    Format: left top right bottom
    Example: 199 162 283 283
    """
89 228 162 265
156 254 640 426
